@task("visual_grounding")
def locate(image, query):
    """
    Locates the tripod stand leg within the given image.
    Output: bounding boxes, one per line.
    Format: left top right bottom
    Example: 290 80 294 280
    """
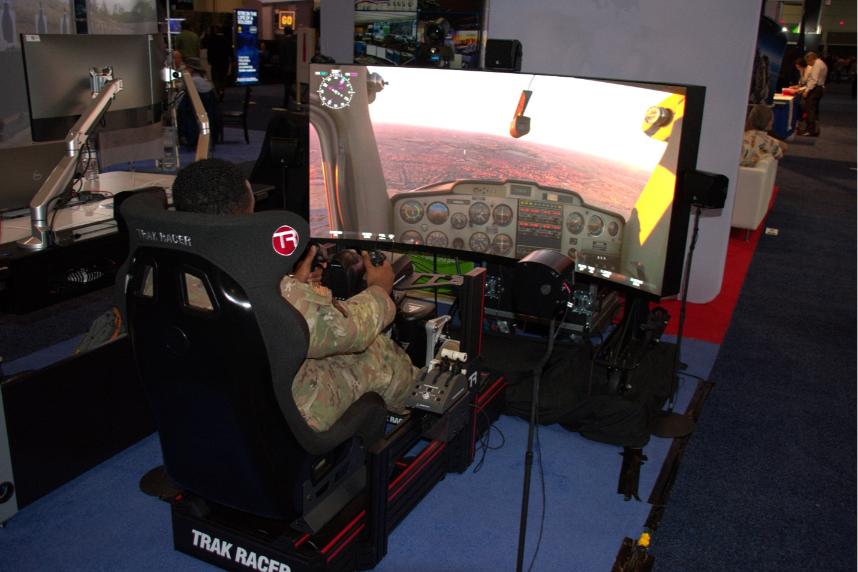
515 375 539 572
515 320 557 572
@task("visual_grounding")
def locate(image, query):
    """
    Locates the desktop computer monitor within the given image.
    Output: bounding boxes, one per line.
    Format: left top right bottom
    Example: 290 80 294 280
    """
20 33 163 143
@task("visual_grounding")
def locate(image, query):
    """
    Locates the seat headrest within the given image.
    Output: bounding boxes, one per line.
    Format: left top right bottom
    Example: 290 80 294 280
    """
120 191 310 284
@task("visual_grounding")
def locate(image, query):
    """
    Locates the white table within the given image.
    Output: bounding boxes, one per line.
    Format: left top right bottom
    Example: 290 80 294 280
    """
1 171 175 246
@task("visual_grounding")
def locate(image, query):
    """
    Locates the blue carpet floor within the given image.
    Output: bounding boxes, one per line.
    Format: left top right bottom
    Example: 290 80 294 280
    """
2 335 82 376
0 338 718 571
651 89 857 570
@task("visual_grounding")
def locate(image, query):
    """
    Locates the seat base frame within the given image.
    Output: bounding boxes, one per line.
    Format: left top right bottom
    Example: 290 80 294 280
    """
163 374 508 572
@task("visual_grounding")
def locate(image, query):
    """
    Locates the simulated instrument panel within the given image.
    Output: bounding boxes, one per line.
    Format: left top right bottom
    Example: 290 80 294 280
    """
309 64 704 298
391 180 623 271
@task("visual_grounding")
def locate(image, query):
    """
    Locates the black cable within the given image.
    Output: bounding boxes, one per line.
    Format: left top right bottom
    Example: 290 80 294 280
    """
516 314 564 572
432 252 438 309
472 411 491 472
472 407 506 474
596 297 636 366
46 146 93 233
446 297 459 321
527 318 564 570
668 205 702 412
678 371 706 383
527 421 547 572
77 140 90 176
47 193 72 233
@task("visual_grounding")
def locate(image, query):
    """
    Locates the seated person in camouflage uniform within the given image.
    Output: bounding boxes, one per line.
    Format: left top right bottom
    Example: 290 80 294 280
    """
170 159 415 432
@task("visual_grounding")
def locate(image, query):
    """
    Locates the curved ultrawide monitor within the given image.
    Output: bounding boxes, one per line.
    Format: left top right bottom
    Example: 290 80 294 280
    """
309 64 704 298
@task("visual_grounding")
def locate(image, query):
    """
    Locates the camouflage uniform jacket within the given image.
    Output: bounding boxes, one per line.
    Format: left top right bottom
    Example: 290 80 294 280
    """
280 277 415 432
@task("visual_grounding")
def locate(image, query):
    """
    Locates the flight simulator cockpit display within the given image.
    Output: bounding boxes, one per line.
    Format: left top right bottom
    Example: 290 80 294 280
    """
308 65 701 298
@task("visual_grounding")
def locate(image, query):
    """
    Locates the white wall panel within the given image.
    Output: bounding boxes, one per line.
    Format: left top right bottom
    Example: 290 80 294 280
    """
486 0 763 302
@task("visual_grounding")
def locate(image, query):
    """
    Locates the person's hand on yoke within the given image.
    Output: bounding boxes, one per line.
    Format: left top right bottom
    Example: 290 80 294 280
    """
362 250 394 295
292 245 325 285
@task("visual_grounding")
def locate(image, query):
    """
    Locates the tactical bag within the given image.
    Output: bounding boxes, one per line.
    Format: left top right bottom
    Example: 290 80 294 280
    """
504 342 674 448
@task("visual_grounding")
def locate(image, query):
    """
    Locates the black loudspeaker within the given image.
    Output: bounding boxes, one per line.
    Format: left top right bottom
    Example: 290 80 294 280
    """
485 39 522 71
685 170 729 209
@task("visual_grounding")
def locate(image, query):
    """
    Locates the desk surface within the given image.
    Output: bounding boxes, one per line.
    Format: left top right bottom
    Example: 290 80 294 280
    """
1 171 175 246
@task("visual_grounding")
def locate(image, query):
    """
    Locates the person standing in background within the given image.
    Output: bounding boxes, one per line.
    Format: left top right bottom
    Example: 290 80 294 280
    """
280 28 298 108
798 51 828 137
204 24 233 101
790 56 810 89
789 57 810 131
175 20 200 60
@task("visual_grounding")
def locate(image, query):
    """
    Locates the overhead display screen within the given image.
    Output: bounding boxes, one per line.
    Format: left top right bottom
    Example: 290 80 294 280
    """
234 8 259 85
308 65 703 297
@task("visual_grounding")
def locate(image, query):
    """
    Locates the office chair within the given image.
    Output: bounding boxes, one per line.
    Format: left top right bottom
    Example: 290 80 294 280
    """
249 111 309 219
220 86 253 144
118 192 387 532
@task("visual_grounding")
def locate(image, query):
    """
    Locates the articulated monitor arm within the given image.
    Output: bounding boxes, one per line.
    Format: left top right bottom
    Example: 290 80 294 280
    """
179 69 211 163
19 78 124 251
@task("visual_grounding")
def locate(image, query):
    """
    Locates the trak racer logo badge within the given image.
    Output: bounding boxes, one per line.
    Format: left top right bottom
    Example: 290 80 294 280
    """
272 225 299 256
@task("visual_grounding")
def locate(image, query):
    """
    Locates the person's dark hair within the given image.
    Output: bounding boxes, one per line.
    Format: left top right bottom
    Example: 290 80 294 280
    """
172 158 251 215
795 57 807 68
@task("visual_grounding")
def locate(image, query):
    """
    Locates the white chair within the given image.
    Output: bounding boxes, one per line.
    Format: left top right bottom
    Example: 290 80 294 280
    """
731 156 778 240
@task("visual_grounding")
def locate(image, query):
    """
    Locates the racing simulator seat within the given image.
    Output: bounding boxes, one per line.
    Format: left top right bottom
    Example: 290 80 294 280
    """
120 192 507 571
120 191 387 532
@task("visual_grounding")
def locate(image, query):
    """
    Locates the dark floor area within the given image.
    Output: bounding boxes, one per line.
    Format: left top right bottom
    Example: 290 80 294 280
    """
652 86 857 570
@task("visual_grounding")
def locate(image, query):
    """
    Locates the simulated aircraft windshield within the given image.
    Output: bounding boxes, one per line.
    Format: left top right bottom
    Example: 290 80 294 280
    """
309 65 700 297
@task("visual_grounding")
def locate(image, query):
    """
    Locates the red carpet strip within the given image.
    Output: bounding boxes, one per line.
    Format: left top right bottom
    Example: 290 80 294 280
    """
658 188 778 344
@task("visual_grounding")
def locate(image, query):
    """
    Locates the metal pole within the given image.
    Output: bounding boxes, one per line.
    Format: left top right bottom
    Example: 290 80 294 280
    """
165 0 173 57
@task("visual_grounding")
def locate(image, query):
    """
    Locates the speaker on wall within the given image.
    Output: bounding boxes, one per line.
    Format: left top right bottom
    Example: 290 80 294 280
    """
485 39 522 72
685 170 728 209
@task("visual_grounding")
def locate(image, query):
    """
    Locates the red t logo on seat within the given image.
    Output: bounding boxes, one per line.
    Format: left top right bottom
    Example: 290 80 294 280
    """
272 225 299 256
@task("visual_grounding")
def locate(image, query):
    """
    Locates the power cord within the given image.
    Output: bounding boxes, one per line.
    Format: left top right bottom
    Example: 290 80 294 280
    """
516 311 566 572
678 371 706 383
527 420 547 572
668 205 703 412
471 407 506 474
523 315 566 572
47 193 72 234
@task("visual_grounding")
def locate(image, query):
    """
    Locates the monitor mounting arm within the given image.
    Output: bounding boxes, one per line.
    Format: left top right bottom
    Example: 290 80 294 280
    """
179 69 211 163
18 76 124 252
